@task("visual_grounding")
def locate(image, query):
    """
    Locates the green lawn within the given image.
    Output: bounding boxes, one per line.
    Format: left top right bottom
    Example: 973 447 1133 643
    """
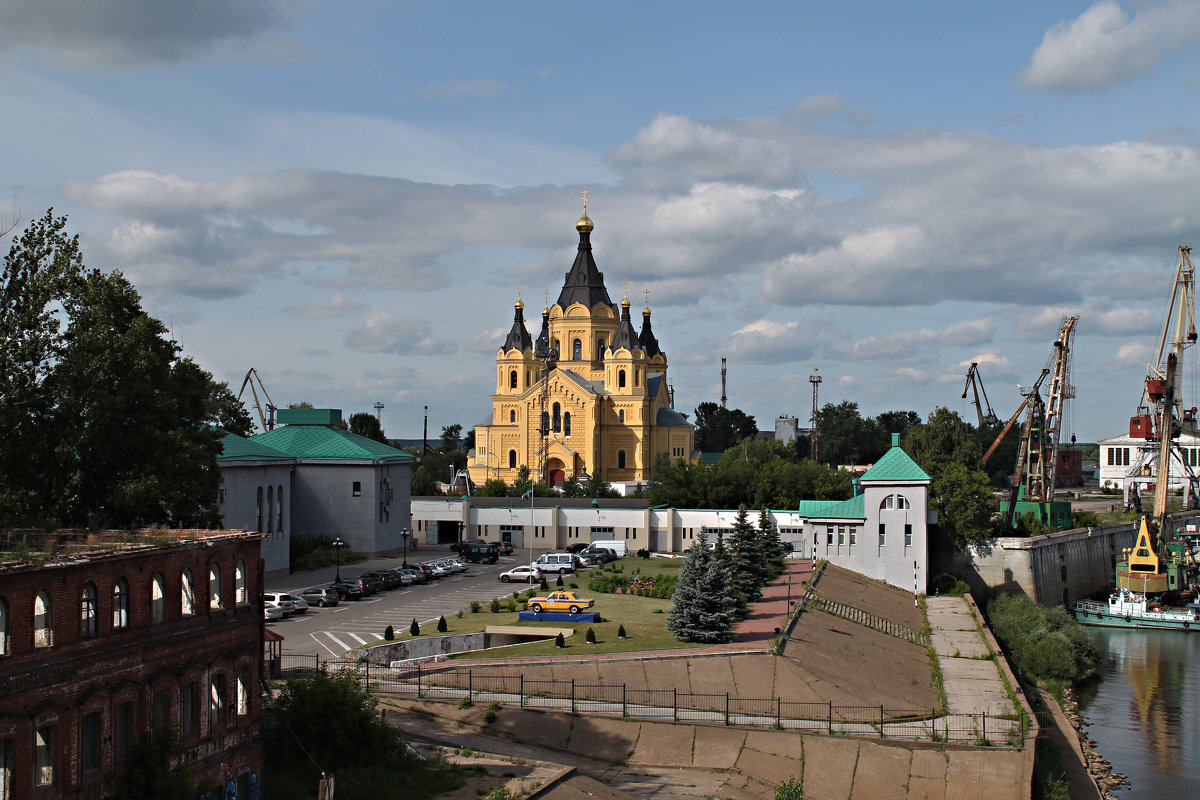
368 557 701 657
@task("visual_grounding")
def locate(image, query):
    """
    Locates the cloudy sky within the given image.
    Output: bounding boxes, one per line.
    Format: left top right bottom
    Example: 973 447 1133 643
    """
5 0 1200 443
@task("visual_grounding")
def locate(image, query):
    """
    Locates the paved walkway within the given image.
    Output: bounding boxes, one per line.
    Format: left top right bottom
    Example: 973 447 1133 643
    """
925 596 1013 717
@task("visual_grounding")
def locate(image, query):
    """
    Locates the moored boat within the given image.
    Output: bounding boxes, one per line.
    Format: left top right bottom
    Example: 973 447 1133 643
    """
1073 587 1200 630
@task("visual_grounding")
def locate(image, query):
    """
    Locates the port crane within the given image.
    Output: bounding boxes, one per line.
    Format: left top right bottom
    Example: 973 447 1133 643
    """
983 316 1077 526
1119 246 1199 593
236 368 278 433
962 363 1000 428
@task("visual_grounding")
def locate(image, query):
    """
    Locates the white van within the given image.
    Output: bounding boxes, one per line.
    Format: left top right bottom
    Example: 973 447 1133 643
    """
534 553 577 574
588 539 627 557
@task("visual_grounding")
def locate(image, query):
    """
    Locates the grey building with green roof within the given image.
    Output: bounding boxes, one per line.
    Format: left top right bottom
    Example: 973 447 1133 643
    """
218 409 415 574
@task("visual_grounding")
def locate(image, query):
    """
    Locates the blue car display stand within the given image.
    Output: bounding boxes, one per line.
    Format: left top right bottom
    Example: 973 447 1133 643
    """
518 611 601 623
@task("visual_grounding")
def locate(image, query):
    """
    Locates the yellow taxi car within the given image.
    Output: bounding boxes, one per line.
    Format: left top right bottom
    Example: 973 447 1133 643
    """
527 591 595 614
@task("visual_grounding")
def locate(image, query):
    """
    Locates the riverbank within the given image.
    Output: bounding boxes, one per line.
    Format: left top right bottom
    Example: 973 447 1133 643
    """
1061 685 1129 798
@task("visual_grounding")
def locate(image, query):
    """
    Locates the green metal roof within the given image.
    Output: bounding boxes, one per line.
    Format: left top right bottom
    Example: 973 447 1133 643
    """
217 432 293 462
797 494 866 520
252 425 415 463
859 436 930 482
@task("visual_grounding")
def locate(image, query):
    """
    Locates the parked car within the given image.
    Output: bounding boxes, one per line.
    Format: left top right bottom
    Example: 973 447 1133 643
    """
361 571 401 590
264 601 285 621
299 587 339 607
533 553 576 574
445 557 469 572
565 543 590 554
263 592 297 616
450 539 488 553
526 591 595 614
290 595 309 614
499 565 543 583
328 580 364 601
579 545 618 564
497 541 514 556
355 574 381 594
398 566 428 584
422 562 450 578
460 541 499 563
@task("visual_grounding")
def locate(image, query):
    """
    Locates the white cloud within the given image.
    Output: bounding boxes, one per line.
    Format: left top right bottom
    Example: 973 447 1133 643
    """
1020 0 1200 93
282 291 366 320
1114 342 1152 366
788 95 847 121
942 318 996 346
722 319 818 364
0 0 310 70
343 313 457 356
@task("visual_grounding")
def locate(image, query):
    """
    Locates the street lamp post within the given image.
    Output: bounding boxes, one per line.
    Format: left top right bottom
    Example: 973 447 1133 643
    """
332 537 346 582
400 528 410 567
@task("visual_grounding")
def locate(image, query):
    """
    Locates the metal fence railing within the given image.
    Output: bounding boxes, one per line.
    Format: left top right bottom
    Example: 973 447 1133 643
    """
269 655 1023 747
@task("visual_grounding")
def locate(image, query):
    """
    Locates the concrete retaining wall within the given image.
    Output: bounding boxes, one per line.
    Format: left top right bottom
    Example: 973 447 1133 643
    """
940 512 1200 606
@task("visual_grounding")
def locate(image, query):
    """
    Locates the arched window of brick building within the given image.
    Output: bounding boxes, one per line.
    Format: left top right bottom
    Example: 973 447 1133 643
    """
209 564 222 609
0 598 8 655
509 450 517 469
277 486 284 532
235 561 247 605
34 590 53 647
152 573 166 624
80 582 98 637
113 578 129 630
181 569 195 616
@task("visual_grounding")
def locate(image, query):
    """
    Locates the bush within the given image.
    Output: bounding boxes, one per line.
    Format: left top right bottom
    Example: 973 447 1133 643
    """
554 632 565 648
470 600 481 613
437 616 447 632
637 548 650 559
384 625 394 641
987 594 1098 684
409 618 420 636
555 575 564 588
490 597 501 613
505 596 517 612
585 627 597 644
774 777 804 800
539 577 549 590
617 624 627 639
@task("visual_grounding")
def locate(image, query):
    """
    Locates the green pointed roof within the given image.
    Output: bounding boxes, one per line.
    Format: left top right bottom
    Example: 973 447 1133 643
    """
217 432 292 462
797 494 866 520
860 434 930 482
253 424 415 463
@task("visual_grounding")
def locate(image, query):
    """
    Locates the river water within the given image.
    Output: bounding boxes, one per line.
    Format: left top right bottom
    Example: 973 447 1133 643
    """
1075 627 1200 796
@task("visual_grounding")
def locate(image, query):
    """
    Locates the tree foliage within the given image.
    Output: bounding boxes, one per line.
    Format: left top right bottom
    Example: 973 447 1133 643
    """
693 401 757 451
349 411 388 443
112 731 217 800
0 211 240 528
667 531 736 643
726 505 766 602
986 593 1098 684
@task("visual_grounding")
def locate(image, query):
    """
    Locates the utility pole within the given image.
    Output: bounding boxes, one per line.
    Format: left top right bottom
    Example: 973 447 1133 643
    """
809 368 822 463
422 406 428 457
721 357 727 409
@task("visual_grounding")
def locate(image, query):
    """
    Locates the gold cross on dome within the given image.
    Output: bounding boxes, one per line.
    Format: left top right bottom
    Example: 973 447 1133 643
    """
581 188 589 211
623 278 629 299
544 289 550 306
516 281 523 301
643 288 651 305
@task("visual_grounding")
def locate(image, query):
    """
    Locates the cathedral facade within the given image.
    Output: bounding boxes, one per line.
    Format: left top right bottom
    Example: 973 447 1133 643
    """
468 207 694 488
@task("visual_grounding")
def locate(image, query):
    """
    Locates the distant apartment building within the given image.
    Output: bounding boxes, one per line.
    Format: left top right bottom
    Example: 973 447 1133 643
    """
0 529 264 798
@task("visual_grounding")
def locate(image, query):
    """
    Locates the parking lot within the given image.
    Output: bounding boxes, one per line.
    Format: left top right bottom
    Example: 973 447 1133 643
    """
264 545 580 657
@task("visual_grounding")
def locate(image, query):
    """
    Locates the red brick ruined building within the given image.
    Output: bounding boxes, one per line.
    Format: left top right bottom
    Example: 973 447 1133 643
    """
0 530 264 799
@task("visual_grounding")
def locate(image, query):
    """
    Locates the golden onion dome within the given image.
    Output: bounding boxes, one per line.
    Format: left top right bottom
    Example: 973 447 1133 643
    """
515 299 524 310
576 210 594 233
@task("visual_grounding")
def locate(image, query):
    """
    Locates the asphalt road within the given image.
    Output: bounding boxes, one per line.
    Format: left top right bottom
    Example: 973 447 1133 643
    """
264 545 576 658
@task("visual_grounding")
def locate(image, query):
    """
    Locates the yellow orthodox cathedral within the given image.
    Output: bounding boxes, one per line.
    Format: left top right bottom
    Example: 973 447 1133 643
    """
468 203 695 487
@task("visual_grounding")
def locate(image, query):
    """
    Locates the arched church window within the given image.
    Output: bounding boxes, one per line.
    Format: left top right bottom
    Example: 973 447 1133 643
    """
508 450 517 469
618 450 626 469
572 339 582 360
597 339 605 361
618 370 626 388
563 413 571 436
554 339 560 356
510 370 518 389
540 411 549 436
618 409 625 422
552 403 561 432
634 369 639 387
510 409 516 423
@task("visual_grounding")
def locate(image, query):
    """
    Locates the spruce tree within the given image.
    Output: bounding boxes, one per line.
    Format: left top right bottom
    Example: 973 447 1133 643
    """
727 505 766 603
758 506 786 579
667 532 735 643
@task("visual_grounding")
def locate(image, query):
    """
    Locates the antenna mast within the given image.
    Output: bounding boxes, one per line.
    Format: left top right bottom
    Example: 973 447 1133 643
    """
809 368 822 462
721 357 727 409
